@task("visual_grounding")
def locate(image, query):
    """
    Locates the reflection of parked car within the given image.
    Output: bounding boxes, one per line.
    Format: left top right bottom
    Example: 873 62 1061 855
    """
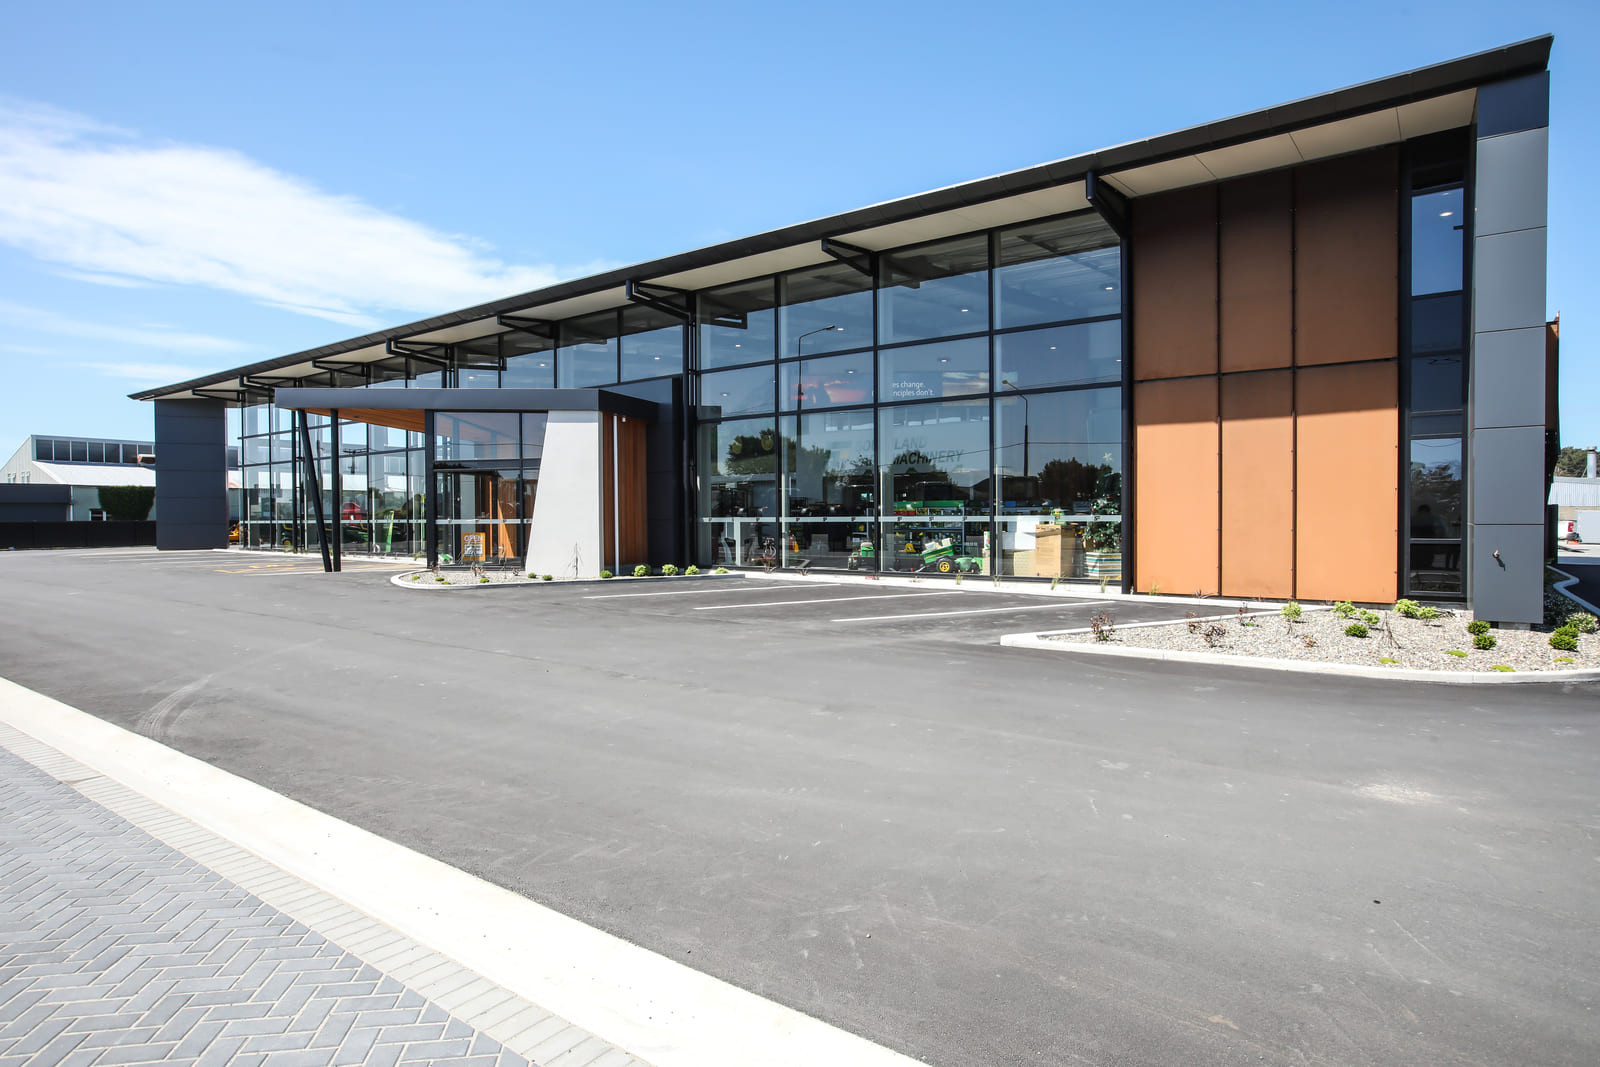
340 501 367 521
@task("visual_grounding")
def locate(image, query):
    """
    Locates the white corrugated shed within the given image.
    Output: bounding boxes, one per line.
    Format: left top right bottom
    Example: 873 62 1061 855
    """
1550 477 1600 508
31 462 155 488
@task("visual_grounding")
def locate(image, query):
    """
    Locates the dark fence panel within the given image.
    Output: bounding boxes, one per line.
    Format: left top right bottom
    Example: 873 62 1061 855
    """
0 521 158 550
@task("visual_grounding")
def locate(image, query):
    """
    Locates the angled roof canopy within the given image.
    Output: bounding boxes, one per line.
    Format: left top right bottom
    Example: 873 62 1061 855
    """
134 35 1552 403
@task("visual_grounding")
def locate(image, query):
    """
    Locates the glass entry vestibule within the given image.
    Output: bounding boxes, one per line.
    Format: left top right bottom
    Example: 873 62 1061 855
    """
269 388 655 577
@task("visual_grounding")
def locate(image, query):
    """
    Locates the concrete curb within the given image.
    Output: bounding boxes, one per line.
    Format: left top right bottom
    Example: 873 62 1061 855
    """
1550 564 1600 616
720 568 1273 609
999 632 1600 685
390 570 748 592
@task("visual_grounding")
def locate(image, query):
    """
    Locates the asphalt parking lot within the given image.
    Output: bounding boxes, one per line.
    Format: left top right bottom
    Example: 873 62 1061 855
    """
3 548 1599 1066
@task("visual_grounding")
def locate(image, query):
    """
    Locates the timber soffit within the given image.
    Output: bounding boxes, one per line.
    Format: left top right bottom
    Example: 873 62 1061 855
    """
132 35 1551 403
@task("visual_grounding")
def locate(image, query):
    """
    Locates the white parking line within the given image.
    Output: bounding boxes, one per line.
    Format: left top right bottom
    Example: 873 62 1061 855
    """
695 591 964 611
584 582 837 600
836 599 1113 622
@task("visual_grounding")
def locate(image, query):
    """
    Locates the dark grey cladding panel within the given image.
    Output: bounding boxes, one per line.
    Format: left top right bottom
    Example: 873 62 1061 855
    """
1470 523 1544 624
154 400 228 552
158 523 227 551
1476 71 1549 136
0 484 72 505
155 498 227 524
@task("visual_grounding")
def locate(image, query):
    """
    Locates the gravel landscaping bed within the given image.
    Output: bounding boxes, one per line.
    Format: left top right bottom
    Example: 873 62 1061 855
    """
1047 579 1600 674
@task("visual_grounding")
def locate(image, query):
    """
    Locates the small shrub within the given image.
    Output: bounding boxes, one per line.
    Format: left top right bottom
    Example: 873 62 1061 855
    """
1089 612 1115 642
1301 634 1317 649
409 575 420 581
479 577 490 584
1416 605 1440 621
1186 610 1202 634
1549 629 1579 652
601 570 613 579
633 564 650 578
435 576 447 583
1358 609 1381 627
1564 611 1598 634
1148 582 1162 597
1466 620 1490 636
1446 649 1468 658
1236 605 1256 628
542 574 553 582
1555 656 1575 664
714 567 729 574
1489 664 1514 672
1333 601 1356 619
1379 657 1398 665
1281 601 1303 622
1202 623 1227 648
1393 598 1422 618
1345 623 1369 638
527 573 537 580
662 564 680 576
685 565 700 575
1472 632 1496 650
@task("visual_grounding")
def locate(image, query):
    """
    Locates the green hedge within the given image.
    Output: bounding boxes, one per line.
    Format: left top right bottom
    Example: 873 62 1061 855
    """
97 485 155 521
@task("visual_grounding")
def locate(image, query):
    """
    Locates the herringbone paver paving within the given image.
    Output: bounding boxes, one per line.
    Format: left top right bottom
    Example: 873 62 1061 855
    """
0 749 538 1066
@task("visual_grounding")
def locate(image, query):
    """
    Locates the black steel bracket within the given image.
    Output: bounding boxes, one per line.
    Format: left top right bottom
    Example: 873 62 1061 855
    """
624 280 693 322
384 340 450 366
1085 171 1131 240
312 358 373 378
495 314 558 339
821 237 876 279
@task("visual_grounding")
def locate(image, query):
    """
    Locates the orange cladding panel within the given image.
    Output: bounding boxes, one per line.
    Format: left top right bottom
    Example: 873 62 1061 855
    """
1132 186 1218 380
1294 362 1398 603
1220 371 1294 598
1295 148 1399 366
1220 172 1293 373
1133 377 1218 595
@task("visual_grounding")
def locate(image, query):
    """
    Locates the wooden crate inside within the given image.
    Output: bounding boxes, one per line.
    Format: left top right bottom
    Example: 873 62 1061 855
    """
1033 524 1077 577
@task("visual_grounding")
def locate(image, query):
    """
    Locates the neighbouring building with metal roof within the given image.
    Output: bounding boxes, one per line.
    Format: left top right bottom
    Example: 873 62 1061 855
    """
134 37 1558 624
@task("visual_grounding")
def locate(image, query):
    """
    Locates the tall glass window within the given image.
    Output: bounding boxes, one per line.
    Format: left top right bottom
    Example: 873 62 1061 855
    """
781 409 876 569
620 305 684 380
1404 177 1466 597
502 331 556 389
877 234 988 344
780 351 873 411
878 337 989 401
996 320 1120 391
995 215 1121 329
701 365 775 418
779 263 873 357
698 278 776 368
557 312 619 388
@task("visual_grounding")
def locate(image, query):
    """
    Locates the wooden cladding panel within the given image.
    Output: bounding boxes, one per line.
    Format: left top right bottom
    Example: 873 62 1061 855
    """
1133 377 1218 595
1294 362 1398 603
1219 172 1293 373
1295 147 1399 367
1132 186 1218 381
602 415 650 567
303 408 426 434
1220 371 1294 598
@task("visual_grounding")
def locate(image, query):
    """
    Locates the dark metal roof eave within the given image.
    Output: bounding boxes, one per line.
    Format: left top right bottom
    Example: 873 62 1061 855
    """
132 34 1552 403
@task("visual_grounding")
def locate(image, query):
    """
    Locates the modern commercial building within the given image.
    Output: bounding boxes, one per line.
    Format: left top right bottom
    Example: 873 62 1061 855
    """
136 37 1557 623
0 436 158 520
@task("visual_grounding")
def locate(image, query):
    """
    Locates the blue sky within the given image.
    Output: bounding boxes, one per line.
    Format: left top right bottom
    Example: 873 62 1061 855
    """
0 1 1592 451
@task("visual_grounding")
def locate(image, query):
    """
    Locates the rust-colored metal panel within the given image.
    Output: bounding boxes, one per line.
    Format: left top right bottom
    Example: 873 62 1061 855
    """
1221 370 1294 598
1295 148 1399 367
1132 186 1217 381
1220 172 1293 373
1295 362 1398 603
602 414 650 567
1133 377 1218 594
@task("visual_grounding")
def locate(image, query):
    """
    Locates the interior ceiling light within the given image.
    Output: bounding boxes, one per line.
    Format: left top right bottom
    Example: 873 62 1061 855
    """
1441 210 1454 217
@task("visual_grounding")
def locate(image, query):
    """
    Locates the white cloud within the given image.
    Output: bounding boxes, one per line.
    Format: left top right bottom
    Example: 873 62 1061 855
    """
0 299 252 353
0 100 576 328
80 361 211 384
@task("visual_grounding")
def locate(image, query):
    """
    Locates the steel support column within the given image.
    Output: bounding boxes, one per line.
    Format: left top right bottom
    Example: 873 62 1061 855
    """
297 410 333 573
424 410 438 569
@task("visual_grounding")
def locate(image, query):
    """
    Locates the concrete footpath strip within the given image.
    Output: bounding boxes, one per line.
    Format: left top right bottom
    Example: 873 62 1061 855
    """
0 678 926 1067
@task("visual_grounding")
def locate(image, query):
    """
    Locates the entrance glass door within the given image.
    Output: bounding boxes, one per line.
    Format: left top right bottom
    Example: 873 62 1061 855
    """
435 468 529 563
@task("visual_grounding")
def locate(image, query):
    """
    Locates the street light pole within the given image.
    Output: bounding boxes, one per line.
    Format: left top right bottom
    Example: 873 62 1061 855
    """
1002 379 1030 491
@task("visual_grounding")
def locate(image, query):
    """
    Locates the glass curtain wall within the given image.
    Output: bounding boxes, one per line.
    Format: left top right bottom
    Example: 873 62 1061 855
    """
693 209 1124 577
